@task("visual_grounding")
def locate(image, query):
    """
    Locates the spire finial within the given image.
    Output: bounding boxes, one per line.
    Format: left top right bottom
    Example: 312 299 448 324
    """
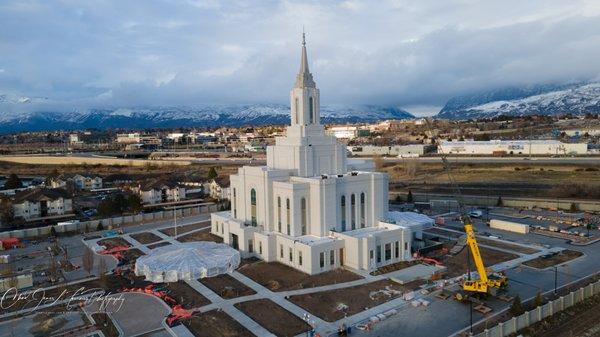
302 27 306 46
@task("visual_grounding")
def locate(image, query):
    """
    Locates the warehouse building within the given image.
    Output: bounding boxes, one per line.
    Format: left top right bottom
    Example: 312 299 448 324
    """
348 144 429 157
439 140 588 155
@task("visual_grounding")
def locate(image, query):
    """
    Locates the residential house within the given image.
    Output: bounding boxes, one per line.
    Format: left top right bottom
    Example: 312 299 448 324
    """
134 180 186 204
204 177 230 200
12 188 73 220
72 174 103 190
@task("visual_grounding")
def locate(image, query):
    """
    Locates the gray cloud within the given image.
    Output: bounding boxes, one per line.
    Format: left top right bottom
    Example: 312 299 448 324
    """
1 0 600 111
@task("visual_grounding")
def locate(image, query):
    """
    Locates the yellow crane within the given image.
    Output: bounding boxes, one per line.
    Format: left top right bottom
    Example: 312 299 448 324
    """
462 220 508 295
424 119 508 296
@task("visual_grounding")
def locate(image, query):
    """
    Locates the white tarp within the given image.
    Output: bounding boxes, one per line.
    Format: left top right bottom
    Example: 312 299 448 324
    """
134 242 240 282
388 211 434 229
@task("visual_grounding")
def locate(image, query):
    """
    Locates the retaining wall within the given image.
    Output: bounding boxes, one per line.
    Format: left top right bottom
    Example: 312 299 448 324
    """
0 204 217 239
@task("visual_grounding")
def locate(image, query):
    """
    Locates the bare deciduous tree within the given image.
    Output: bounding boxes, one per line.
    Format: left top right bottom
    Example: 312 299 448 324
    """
82 247 95 276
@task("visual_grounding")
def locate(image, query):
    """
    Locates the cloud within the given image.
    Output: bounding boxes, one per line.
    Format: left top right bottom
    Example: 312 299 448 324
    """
0 0 600 111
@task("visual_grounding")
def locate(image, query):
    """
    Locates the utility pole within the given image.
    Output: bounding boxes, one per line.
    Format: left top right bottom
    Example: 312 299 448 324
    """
174 205 178 238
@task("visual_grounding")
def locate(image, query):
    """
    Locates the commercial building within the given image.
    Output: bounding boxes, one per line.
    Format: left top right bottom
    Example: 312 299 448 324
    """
348 144 428 157
439 140 588 155
211 35 431 275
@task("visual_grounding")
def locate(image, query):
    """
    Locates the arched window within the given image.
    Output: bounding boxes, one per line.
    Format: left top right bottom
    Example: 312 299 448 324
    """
233 188 237 218
286 198 291 235
301 198 307 235
294 98 299 124
360 192 366 228
351 194 356 230
277 197 282 232
309 97 314 124
250 189 257 227
340 195 346 231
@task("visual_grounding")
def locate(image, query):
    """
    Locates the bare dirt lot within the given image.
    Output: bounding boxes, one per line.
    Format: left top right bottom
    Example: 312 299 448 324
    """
182 310 255 337
441 246 519 278
165 281 212 309
234 299 311 337
97 237 132 249
477 238 540 254
523 250 583 269
176 231 223 243
130 232 162 244
148 241 171 249
289 279 415 322
200 274 256 299
238 260 363 292
121 248 145 265
160 222 210 237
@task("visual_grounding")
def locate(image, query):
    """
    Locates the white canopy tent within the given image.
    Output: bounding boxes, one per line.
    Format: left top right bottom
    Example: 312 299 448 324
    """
134 242 240 282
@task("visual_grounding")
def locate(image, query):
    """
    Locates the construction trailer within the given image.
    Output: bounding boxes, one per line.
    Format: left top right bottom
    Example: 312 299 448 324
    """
489 219 530 234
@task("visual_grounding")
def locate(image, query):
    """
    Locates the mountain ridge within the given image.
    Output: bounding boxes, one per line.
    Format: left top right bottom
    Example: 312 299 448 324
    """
0 103 414 133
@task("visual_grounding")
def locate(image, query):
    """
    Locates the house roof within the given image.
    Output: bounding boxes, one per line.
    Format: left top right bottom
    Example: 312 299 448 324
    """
140 179 180 191
13 188 69 203
211 176 230 187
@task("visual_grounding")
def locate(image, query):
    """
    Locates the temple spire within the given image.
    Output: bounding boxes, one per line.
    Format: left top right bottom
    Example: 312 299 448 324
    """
295 31 315 88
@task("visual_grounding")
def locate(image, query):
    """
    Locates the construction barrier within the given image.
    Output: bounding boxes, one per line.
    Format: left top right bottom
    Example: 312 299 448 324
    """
475 279 600 337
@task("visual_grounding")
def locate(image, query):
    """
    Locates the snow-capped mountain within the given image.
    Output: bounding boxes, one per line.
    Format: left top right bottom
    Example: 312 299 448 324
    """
438 83 600 119
0 103 413 133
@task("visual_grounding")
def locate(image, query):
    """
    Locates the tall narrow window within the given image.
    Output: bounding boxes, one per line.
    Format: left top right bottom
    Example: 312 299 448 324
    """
233 188 237 218
277 197 282 232
286 198 291 235
299 251 303 266
294 98 299 124
309 97 314 124
301 198 307 235
340 195 346 231
250 189 257 226
360 192 366 228
351 194 356 230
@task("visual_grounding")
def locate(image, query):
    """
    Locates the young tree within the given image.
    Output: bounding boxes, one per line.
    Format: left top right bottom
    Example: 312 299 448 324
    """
96 222 104 231
207 167 218 180
533 291 543 307
407 190 414 203
496 196 504 207
395 194 402 203
509 295 525 316
4 174 22 189
50 226 57 237
82 247 95 276
98 258 108 288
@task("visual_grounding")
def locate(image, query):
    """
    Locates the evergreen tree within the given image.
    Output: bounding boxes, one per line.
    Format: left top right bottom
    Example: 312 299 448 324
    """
127 193 144 213
496 196 503 207
407 190 414 203
4 173 22 189
208 167 218 180
96 223 104 231
509 295 525 316
570 202 578 212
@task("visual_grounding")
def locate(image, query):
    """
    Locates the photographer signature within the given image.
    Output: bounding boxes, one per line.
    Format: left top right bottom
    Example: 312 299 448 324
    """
1 287 126 313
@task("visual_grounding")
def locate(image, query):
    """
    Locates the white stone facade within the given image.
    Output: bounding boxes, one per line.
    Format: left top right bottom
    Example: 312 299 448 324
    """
211 35 427 275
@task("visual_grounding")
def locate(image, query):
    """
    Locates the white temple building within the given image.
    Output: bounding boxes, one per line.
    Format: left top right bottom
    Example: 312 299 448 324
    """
211 34 432 275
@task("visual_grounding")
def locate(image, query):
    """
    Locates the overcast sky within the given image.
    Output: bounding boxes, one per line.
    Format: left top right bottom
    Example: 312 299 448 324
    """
1 0 600 116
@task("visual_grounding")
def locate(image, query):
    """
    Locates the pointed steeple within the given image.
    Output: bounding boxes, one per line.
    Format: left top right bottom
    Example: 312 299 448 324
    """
295 32 316 88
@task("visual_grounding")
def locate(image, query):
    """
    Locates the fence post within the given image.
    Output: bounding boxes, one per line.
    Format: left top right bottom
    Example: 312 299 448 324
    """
560 296 564 310
524 311 530 327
